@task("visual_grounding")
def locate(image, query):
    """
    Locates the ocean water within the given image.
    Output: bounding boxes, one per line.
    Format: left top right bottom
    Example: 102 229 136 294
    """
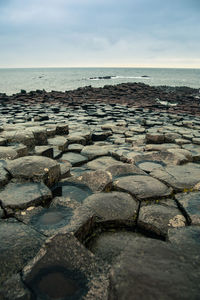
0 67 200 95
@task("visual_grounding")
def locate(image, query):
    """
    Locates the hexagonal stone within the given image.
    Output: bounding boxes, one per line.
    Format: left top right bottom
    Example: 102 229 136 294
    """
83 191 138 223
0 218 45 285
6 156 61 187
146 132 164 143
86 156 123 170
138 204 186 238
105 163 146 178
0 207 4 218
59 182 93 203
81 144 113 160
0 146 19 160
88 231 144 264
182 143 200 161
34 145 54 158
48 136 68 151
113 175 172 201
22 233 109 300
150 163 200 192
27 126 48 145
64 170 112 193
2 130 35 149
68 143 84 153
61 152 88 167
109 237 200 300
0 181 52 210
175 192 200 225
55 123 69 135
15 197 80 237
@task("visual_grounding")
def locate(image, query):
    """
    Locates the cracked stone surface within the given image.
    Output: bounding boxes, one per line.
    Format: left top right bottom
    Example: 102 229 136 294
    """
150 163 200 191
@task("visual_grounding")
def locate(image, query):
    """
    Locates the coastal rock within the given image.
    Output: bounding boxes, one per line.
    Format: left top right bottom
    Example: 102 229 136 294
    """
83 191 138 223
150 163 200 191
105 163 146 178
48 136 68 151
0 274 31 300
2 130 35 149
0 218 45 285
22 233 109 300
81 144 114 160
0 181 52 211
34 145 54 158
175 192 200 225
113 175 172 201
86 156 123 170
138 204 186 238
60 152 88 166
108 237 200 300
6 156 61 187
64 170 112 193
0 146 19 160
0 165 10 187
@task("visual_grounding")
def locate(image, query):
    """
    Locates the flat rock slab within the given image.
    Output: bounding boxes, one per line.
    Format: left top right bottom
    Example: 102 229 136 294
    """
134 151 187 166
48 136 68 151
113 175 172 201
151 163 200 191
88 231 144 264
0 218 45 285
109 237 200 300
175 192 200 225
81 144 114 160
105 163 146 178
138 204 186 238
22 233 109 300
0 181 52 210
86 156 123 170
6 155 61 186
61 152 88 166
83 191 138 223
64 170 113 193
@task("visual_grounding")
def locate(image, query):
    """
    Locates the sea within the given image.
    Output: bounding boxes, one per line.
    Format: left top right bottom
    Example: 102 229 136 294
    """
0 67 200 96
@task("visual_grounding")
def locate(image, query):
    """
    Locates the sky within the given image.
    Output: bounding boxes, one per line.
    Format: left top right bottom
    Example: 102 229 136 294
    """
0 0 200 68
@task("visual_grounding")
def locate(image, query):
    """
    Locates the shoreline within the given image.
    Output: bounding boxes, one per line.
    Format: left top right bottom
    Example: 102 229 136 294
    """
1 82 200 115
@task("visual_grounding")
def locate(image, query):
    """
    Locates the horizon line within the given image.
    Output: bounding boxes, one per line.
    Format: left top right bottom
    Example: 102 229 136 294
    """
0 66 200 70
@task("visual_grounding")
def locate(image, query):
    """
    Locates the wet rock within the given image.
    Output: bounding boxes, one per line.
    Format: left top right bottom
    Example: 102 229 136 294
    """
138 204 186 238
22 233 109 300
0 218 45 285
0 181 52 211
64 170 112 193
109 237 200 300
60 152 88 166
2 130 35 149
48 136 68 151
59 182 93 203
15 197 79 237
113 175 172 201
175 192 200 225
151 163 200 191
6 156 61 187
83 191 138 223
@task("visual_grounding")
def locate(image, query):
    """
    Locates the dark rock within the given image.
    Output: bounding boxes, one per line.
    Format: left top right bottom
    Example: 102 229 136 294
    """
6 156 61 187
175 192 200 225
0 218 45 285
60 152 88 167
108 237 200 300
113 175 172 201
22 233 109 299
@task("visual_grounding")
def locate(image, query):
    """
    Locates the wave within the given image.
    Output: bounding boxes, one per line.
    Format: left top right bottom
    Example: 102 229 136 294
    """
88 75 150 81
